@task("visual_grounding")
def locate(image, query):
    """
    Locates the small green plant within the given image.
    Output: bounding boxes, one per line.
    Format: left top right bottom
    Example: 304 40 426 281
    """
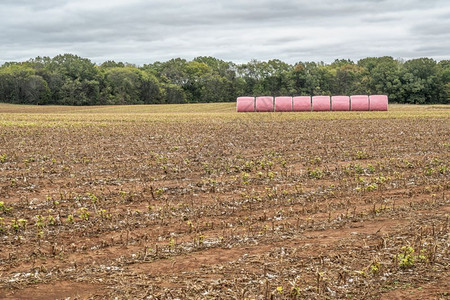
376 174 388 184
186 220 194 231
0 154 6 163
35 215 45 229
208 178 217 192
290 285 301 297
241 172 250 185
308 168 323 179
424 167 434 176
47 215 56 226
47 195 60 208
155 188 164 197
259 159 266 169
403 160 414 168
355 150 368 160
79 207 90 221
198 234 205 246
354 164 364 174
398 246 415 268
118 190 127 200
18 218 27 230
88 193 98 204
169 237 176 250
202 162 212 174
67 214 74 224
366 183 378 192
369 260 381 274
313 156 322 165
98 208 110 219
0 201 13 214
11 218 19 232
276 286 283 294
242 160 254 172
418 249 428 262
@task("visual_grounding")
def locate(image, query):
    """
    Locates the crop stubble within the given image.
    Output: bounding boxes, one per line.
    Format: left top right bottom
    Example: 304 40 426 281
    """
0 103 449 299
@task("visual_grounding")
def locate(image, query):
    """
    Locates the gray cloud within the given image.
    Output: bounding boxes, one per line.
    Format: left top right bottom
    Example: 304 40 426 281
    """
1 0 450 65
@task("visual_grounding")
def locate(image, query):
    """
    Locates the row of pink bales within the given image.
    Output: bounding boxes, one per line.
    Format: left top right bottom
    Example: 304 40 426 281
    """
236 95 388 112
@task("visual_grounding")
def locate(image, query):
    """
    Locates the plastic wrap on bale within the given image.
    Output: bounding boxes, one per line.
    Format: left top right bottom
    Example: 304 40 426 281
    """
256 96 274 112
312 96 331 111
275 96 293 112
351 95 369 111
292 96 311 111
369 95 388 111
331 96 350 111
236 97 255 112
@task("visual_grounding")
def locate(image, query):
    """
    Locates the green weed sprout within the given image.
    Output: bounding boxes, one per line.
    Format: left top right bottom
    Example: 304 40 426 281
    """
398 246 415 268
79 207 90 221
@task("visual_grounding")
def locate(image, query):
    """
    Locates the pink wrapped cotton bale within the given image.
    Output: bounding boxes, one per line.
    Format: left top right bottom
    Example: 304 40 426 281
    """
331 96 350 111
351 95 369 111
292 96 311 111
256 96 274 112
236 97 255 112
312 96 331 111
369 95 388 111
275 96 293 112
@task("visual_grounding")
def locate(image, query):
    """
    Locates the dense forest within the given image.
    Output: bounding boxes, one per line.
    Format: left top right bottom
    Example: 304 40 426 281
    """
0 54 449 105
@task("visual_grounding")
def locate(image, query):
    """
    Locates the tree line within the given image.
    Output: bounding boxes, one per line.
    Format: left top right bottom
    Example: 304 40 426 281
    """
0 54 449 105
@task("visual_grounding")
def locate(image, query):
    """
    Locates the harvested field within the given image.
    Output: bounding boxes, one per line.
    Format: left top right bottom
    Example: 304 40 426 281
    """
0 103 449 299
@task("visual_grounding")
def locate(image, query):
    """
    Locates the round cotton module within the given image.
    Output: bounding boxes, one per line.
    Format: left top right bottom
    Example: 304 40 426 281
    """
292 96 311 111
312 96 331 111
275 97 293 112
236 97 255 112
256 96 274 112
369 95 388 111
331 96 350 111
351 95 369 111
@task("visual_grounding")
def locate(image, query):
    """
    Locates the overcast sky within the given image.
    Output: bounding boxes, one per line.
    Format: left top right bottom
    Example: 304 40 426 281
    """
1 0 450 65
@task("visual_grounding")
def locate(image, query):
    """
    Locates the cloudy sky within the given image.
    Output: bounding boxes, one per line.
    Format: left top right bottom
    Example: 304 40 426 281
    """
1 0 450 65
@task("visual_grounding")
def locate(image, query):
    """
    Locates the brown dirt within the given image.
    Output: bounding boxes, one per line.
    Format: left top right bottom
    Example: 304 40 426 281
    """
0 281 104 300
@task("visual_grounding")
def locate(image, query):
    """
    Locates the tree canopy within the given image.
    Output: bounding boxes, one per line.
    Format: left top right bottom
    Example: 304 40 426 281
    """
0 54 449 105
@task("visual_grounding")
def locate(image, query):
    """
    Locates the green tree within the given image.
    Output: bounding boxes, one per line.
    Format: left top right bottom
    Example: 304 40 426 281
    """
199 74 233 102
162 83 186 104
22 75 51 104
140 71 162 104
103 67 142 104
0 64 50 104
401 58 445 104
358 57 402 102
438 60 450 104
329 59 367 95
